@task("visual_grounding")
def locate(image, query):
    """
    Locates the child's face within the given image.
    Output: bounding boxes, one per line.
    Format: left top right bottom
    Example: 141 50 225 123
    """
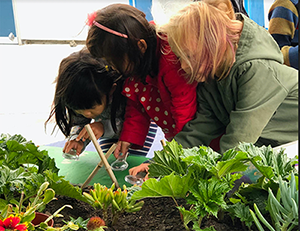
110 55 133 76
75 96 107 119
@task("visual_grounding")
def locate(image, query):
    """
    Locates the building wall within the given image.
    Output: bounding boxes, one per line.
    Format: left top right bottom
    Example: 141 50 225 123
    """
0 0 275 44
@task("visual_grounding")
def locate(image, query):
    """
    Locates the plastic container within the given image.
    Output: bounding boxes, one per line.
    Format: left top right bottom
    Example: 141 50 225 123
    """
31 212 54 227
62 149 79 161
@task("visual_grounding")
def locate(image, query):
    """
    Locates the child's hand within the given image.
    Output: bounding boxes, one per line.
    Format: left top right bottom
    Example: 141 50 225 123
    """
114 141 131 159
76 122 104 142
63 140 84 155
129 163 150 180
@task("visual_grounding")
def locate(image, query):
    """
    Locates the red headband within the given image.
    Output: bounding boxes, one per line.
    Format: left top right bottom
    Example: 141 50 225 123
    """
86 12 128 38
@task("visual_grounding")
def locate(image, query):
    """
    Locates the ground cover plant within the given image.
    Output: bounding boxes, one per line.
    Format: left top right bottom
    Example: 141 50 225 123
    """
0 134 298 230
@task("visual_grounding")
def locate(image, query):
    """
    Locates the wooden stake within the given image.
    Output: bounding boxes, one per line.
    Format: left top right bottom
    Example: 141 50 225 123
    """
81 143 117 189
84 124 119 188
160 139 166 147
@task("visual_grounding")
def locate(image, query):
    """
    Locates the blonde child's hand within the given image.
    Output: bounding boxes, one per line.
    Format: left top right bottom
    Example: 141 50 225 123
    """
63 140 84 155
76 122 104 142
129 163 150 180
114 141 131 159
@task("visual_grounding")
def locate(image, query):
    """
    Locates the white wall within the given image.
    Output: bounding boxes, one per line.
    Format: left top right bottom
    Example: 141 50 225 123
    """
152 0 276 28
264 0 274 29
14 0 129 40
13 0 276 40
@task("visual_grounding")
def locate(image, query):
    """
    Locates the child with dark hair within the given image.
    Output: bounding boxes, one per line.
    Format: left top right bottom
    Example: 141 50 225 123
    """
45 48 157 158
85 4 200 158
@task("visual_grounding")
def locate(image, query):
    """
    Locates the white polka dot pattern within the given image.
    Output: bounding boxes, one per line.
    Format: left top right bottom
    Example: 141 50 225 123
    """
122 77 176 141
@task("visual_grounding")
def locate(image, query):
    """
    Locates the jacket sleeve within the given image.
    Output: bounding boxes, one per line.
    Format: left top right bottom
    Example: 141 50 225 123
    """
162 62 198 135
174 83 226 149
119 98 151 149
219 60 294 152
176 60 296 153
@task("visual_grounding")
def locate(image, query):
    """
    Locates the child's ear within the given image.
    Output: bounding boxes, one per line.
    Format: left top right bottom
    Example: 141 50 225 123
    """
110 83 117 96
138 39 147 54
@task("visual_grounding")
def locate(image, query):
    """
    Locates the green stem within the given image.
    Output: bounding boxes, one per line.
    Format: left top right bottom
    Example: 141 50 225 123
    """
198 216 203 228
171 197 179 207
18 191 25 214
103 210 108 224
111 212 120 226
253 203 275 231
218 209 225 221
249 209 265 231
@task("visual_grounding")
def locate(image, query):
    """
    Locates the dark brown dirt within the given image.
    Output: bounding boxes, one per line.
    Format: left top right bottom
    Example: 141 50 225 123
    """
45 194 248 231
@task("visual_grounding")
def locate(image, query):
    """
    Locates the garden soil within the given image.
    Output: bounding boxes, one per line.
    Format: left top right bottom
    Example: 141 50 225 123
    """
45 194 248 231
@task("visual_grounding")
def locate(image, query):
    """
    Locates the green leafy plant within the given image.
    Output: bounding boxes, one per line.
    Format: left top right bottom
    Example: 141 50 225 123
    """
0 182 55 226
63 216 89 230
0 181 79 230
0 133 92 230
83 183 144 225
36 205 79 231
0 133 88 209
132 140 298 230
250 172 298 231
0 134 58 174
131 172 230 230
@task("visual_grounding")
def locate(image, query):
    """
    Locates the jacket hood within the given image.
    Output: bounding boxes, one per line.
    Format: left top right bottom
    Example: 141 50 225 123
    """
233 14 284 68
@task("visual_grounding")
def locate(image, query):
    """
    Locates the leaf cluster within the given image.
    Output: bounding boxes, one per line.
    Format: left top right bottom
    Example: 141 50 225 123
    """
83 183 144 226
0 134 88 217
250 172 298 231
132 140 298 230
0 182 79 231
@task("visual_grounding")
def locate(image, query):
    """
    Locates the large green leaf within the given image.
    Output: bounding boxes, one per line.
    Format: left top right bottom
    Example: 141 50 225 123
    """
0 133 59 174
44 170 88 203
188 177 229 218
131 172 193 201
238 143 296 181
149 140 188 177
213 151 250 179
181 146 221 172
226 203 253 228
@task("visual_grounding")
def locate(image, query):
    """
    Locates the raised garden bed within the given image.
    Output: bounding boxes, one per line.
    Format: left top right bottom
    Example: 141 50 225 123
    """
0 134 298 231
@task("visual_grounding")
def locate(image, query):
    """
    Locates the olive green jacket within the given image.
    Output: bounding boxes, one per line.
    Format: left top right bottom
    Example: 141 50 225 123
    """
175 14 298 153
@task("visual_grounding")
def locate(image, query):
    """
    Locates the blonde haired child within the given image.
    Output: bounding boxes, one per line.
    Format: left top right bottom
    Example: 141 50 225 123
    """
157 0 298 153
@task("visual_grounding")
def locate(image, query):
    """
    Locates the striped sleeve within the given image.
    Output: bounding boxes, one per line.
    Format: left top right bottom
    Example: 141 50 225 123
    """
99 121 158 157
268 0 298 69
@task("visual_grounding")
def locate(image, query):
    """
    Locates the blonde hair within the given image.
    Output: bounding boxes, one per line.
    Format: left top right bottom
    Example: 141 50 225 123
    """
157 0 243 83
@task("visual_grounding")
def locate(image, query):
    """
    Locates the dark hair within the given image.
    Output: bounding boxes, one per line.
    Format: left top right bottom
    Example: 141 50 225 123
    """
86 4 158 83
45 48 126 137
